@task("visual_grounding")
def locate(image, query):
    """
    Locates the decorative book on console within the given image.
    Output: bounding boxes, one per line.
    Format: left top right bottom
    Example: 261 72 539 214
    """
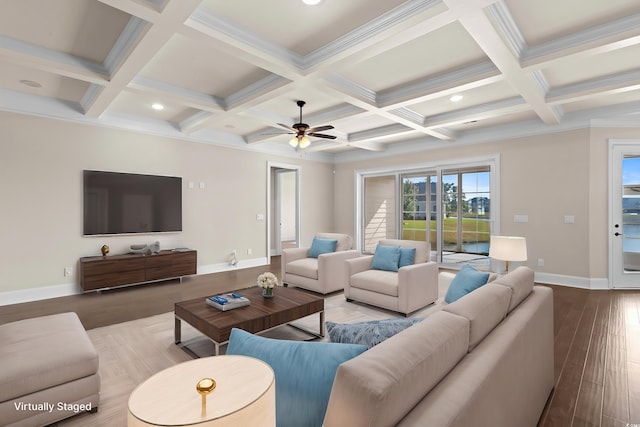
206 293 250 311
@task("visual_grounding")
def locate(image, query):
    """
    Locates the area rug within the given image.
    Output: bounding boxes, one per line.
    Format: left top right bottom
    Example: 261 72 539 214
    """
57 291 445 426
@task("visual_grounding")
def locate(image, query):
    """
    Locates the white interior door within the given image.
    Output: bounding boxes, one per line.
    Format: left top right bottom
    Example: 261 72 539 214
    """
610 141 640 289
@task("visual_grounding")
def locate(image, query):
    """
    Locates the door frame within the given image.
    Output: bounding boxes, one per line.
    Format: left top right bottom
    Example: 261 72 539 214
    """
608 139 640 289
266 162 300 258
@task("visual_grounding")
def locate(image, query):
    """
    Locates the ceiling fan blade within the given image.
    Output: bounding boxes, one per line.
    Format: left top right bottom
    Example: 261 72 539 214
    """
307 125 334 133
276 123 294 131
261 131 294 135
308 133 337 140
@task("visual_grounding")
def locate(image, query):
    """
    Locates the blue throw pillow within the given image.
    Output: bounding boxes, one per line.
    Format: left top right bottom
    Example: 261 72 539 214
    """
444 264 491 303
398 247 417 268
307 237 338 258
371 245 401 272
226 328 367 427
326 317 423 348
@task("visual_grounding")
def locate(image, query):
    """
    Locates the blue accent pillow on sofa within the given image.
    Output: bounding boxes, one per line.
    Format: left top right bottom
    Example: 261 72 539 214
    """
371 245 401 272
398 247 417 268
226 328 367 427
444 264 491 303
307 237 338 258
326 317 423 348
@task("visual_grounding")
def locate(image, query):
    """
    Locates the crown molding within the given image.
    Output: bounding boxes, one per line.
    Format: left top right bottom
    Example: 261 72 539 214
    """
303 0 443 68
104 16 149 74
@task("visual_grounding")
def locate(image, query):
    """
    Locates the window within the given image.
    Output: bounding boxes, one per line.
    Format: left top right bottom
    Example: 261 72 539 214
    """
357 156 498 268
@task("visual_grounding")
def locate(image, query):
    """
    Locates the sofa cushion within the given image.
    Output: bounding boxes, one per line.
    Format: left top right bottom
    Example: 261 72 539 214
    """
443 283 512 351
326 318 423 348
316 233 352 252
0 312 99 403
307 237 338 258
371 245 400 272
324 311 469 427
226 328 366 427
285 257 318 279
350 269 399 296
444 264 491 303
492 266 535 312
398 247 416 268
379 239 430 264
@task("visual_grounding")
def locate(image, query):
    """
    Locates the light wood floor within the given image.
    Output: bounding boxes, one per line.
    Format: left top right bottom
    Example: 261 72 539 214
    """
2 257 639 426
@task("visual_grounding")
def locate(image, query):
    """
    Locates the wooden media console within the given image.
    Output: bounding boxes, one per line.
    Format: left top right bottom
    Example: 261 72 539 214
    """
79 249 197 291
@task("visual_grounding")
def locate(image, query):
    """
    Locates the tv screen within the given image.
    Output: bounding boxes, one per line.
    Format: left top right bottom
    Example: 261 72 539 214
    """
83 170 182 236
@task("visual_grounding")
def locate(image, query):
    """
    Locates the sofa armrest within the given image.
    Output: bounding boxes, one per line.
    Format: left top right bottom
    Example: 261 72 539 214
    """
344 255 374 297
318 250 361 292
346 255 373 276
281 247 310 282
398 262 439 314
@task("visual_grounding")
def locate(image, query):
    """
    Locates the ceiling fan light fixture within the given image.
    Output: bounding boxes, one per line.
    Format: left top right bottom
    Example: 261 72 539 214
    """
289 137 299 147
299 136 311 148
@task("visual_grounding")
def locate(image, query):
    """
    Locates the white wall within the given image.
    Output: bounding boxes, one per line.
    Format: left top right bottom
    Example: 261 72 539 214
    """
333 127 640 287
0 112 334 300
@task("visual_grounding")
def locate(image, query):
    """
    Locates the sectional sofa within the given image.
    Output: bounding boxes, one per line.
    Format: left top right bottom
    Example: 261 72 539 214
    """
324 266 554 426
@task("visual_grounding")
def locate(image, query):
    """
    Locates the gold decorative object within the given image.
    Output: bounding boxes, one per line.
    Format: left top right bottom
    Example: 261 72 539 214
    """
196 377 216 418
101 244 109 256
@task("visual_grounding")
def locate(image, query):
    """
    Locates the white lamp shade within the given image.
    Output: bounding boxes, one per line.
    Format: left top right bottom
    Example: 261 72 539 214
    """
489 236 527 262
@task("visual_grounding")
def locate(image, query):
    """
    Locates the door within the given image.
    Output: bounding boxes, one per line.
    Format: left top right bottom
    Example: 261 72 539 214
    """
267 162 300 258
610 141 640 288
275 169 297 253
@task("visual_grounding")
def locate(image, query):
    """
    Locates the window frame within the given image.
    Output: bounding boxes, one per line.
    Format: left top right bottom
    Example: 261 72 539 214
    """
354 154 501 268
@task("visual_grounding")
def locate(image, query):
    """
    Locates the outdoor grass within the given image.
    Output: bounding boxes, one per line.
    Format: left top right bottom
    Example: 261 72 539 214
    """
401 218 490 244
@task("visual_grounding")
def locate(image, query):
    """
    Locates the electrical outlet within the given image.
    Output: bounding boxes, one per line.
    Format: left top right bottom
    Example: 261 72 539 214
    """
247 248 252 255
64 267 73 277
537 258 544 267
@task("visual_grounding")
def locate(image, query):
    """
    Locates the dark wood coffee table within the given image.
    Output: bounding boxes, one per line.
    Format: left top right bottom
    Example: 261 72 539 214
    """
174 286 325 355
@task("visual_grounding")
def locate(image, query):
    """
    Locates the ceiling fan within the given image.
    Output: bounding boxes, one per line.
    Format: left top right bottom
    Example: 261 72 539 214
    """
275 100 336 149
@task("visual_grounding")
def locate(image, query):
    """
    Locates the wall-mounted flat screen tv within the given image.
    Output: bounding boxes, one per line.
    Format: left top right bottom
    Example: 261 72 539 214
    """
83 170 182 236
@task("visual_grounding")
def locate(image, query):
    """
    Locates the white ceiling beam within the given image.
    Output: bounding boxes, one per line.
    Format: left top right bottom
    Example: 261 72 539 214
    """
445 0 561 124
96 0 163 22
521 14 640 71
0 35 109 84
546 69 640 105
83 0 203 117
424 96 529 128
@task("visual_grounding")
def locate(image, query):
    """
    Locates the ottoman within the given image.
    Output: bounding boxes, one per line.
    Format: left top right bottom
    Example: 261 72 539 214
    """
0 312 100 427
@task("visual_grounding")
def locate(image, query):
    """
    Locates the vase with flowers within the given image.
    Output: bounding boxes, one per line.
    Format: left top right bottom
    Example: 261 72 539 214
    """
257 272 278 298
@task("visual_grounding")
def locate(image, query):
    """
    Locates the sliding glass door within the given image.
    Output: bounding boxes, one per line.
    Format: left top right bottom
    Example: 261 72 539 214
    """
359 157 497 267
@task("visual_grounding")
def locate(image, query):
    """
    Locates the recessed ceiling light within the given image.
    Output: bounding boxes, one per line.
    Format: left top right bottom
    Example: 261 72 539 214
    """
19 79 43 88
302 0 322 5
151 103 164 110
449 94 463 102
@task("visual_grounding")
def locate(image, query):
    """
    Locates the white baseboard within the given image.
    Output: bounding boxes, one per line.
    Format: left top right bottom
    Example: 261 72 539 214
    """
0 257 271 306
0 282 81 306
534 272 610 290
196 257 270 275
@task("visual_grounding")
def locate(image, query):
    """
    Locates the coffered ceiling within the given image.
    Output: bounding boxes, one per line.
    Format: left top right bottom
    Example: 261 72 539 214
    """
1 0 639 161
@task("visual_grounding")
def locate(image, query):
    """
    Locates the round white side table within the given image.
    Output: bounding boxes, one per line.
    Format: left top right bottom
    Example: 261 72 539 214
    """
128 355 275 426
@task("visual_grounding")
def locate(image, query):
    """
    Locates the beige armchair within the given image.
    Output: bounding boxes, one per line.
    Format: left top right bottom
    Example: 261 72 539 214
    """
281 233 360 294
345 239 438 315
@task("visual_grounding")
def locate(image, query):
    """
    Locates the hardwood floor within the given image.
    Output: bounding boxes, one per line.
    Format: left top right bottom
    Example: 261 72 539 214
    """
0 258 281 329
1 258 639 426
539 285 640 427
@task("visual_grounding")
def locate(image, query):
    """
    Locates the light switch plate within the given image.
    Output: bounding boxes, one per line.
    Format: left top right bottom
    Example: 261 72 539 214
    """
514 215 529 223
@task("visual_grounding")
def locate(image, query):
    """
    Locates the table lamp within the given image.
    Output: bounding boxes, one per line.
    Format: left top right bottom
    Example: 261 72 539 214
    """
489 236 527 273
